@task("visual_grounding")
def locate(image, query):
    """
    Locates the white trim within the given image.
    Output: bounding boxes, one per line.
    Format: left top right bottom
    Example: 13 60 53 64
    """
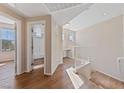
94 69 124 82
44 73 53 76
27 22 33 72
122 14 124 57
26 21 46 73
33 64 44 69
16 20 22 75
51 62 63 75
51 63 59 75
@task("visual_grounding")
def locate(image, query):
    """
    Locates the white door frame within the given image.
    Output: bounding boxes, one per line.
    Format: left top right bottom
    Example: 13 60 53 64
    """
27 20 46 72
16 20 22 75
0 12 22 75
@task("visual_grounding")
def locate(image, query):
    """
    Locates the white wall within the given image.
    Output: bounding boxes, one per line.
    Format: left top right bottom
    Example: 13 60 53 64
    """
51 17 63 74
76 16 124 81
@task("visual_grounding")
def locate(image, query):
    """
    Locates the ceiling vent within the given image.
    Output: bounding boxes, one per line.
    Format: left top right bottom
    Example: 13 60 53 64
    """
44 3 81 12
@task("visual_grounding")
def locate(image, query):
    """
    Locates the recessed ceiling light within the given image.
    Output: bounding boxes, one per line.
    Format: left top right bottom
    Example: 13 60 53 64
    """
103 13 107 16
65 23 70 26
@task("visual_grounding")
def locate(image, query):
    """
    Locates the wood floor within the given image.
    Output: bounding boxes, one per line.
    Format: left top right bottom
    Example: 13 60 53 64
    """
0 57 124 89
0 58 74 89
90 71 124 88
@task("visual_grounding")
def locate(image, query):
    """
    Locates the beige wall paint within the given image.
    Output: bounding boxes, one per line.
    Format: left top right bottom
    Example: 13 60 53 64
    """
26 15 52 74
51 17 63 74
0 4 26 73
77 15 124 81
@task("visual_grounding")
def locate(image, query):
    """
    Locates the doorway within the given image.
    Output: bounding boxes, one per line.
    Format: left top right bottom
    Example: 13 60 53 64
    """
0 12 22 83
0 14 16 80
31 23 45 70
27 21 45 72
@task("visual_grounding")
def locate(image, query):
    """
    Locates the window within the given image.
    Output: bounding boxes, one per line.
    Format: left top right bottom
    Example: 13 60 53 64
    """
68 31 76 42
0 28 15 52
32 24 44 38
62 32 64 41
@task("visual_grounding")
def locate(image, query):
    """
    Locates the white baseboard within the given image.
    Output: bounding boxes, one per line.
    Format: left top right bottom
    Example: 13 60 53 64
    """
16 71 25 76
19 61 63 76
44 72 53 76
51 62 63 75
94 69 124 82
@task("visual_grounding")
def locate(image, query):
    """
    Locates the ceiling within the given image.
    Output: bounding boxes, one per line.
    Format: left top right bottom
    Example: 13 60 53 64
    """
4 3 124 31
4 3 93 25
63 3 124 31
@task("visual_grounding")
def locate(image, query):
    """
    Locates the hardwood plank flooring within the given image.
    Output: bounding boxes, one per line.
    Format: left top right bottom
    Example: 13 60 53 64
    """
0 58 74 89
90 71 124 89
0 57 124 89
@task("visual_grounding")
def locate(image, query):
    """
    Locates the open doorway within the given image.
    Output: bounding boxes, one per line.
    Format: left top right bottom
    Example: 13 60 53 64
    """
27 20 46 73
30 22 45 70
0 14 16 80
0 12 22 82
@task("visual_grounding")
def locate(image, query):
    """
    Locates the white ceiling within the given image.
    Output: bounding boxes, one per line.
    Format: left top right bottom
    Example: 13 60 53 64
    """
6 3 83 17
5 3 93 25
4 3 124 31
52 3 93 25
11 3 50 17
64 3 124 31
